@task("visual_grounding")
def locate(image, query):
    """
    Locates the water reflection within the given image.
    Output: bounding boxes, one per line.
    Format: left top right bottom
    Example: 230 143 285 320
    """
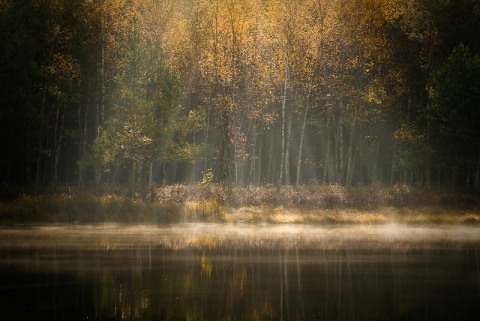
1 224 480 320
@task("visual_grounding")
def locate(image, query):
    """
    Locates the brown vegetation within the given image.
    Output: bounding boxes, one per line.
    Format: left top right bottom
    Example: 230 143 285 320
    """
0 184 479 225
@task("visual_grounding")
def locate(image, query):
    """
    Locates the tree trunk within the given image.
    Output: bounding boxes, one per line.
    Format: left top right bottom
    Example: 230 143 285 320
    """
279 54 289 187
335 99 344 184
323 118 331 183
371 134 380 184
234 128 238 185
346 107 358 186
219 105 233 194
257 130 263 185
78 78 90 186
425 119 431 187
25 141 32 184
249 124 256 184
35 74 48 186
149 160 153 186
149 160 154 201
475 141 480 190
296 82 312 185
390 139 397 185
131 160 135 199
204 105 211 172
94 85 101 186
101 18 105 126
323 138 330 183
53 97 66 186
267 132 275 184
285 114 291 185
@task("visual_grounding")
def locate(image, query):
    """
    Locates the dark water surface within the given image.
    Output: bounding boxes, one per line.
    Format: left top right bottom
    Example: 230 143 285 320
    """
1 223 480 320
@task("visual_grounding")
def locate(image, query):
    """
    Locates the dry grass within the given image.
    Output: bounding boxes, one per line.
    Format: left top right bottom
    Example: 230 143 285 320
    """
223 205 480 225
0 184 479 225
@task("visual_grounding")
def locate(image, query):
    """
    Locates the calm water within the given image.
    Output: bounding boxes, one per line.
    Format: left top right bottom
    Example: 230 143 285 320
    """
1 223 480 320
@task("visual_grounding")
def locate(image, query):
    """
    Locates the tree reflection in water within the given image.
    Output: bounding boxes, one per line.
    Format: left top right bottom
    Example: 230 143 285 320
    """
0 224 479 320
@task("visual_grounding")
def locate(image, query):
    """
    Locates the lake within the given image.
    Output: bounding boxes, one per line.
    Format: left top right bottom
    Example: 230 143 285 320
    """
1 223 479 320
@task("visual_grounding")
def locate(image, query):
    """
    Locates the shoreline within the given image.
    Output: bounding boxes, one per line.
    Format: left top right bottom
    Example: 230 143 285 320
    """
1 184 479 225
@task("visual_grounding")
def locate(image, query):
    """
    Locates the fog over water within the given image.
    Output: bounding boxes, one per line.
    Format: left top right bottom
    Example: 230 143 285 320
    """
0 223 480 249
2 223 480 251
1 224 480 320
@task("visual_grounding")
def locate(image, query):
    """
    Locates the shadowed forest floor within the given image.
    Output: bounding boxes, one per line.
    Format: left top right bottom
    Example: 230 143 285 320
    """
1 184 479 225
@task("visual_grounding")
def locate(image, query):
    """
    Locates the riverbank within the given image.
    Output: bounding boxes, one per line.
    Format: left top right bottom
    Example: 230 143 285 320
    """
1 184 479 225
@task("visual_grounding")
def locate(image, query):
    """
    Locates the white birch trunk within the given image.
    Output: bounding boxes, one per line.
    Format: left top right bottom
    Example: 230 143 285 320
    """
285 115 291 185
296 82 312 185
279 54 289 187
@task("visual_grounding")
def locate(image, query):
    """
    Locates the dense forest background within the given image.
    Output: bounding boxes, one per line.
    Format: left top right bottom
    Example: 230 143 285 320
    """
1 0 479 192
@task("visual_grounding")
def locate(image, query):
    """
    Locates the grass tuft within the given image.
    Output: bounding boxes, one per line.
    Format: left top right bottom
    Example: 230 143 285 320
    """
183 199 225 222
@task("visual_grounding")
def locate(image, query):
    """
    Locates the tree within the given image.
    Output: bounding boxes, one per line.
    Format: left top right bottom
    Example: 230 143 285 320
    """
88 0 183 195
426 44 480 188
0 0 46 184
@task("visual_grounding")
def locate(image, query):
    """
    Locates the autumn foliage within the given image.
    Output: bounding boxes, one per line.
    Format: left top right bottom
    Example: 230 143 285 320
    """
1 0 479 191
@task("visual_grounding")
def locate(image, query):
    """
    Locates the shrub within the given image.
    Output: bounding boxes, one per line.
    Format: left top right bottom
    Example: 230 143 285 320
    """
1 184 479 224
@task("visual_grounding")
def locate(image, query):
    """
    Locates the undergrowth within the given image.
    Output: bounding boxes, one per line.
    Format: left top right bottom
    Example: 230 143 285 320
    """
0 184 479 224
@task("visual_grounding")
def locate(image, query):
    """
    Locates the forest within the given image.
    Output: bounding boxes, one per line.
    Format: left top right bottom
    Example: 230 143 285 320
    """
1 0 480 194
